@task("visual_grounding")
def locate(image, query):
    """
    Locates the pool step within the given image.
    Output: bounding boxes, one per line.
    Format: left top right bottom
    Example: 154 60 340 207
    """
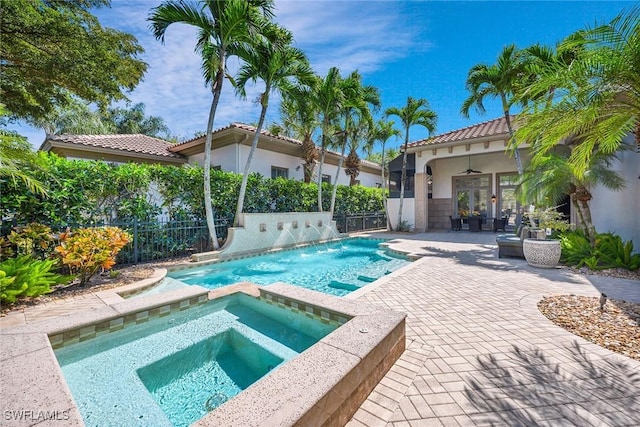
328 281 360 292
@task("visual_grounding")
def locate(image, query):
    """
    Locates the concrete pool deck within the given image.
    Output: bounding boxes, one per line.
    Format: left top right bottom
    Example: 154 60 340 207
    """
1 231 639 426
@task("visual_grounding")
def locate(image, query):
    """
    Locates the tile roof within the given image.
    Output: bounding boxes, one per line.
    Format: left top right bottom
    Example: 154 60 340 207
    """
172 123 381 168
408 116 513 148
171 122 304 150
44 134 183 158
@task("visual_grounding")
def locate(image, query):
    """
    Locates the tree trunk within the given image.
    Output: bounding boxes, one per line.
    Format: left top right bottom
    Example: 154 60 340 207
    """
203 58 226 250
234 91 269 227
381 142 392 231
317 132 327 212
398 127 409 230
502 98 523 176
329 135 347 214
302 135 316 184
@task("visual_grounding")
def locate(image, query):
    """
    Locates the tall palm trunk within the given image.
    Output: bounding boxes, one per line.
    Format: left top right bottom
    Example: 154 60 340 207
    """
235 91 270 227
571 186 596 246
380 142 391 231
302 135 316 183
203 60 225 250
317 132 328 212
329 134 347 214
502 96 523 175
397 127 409 230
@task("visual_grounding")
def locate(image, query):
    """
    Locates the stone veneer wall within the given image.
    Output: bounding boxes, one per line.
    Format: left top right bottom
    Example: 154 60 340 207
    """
219 212 340 258
414 172 427 232
428 198 452 230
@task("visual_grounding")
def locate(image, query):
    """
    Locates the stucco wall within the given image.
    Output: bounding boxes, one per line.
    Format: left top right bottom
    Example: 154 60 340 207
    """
387 198 415 230
189 146 382 188
218 212 340 257
589 138 640 247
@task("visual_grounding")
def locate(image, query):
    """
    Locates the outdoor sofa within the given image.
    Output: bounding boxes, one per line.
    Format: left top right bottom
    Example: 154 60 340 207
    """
496 226 529 258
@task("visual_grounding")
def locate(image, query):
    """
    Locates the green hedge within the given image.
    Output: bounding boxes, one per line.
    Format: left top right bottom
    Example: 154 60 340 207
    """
1 153 384 227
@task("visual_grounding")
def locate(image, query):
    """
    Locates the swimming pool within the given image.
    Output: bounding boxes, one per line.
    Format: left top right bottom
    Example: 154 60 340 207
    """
167 238 410 297
55 292 340 427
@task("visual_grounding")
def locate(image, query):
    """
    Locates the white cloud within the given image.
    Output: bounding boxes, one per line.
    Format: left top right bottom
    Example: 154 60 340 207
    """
15 0 427 147
275 0 422 75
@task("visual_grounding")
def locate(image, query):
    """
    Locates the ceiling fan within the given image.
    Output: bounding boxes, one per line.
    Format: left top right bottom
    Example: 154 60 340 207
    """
459 156 482 174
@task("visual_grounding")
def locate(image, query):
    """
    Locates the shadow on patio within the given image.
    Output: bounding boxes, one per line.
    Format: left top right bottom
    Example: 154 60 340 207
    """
462 341 640 425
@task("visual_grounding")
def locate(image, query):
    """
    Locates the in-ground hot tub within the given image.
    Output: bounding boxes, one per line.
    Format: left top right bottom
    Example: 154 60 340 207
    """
0 282 405 427
55 292 340 426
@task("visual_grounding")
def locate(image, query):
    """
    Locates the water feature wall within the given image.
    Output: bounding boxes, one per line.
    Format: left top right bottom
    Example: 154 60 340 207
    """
205 212 341 260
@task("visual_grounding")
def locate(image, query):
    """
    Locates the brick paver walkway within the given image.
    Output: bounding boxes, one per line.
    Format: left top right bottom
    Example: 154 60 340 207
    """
348 232 640 426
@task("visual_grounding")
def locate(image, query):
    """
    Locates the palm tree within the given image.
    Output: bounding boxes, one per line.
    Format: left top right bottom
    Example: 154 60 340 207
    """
0 133 46 195
149 0 274 250
311 67 344 212
28 94 111 138
364 119 401 230
516 7 640 175
231 24 314 226
279 86 318 183
461 44 526 175
518 145 626 245
385 97 437 230
329 71 380 214
344 134 362 186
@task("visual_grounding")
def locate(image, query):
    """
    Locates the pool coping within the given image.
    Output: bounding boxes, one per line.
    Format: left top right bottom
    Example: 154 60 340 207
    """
0 282 405 427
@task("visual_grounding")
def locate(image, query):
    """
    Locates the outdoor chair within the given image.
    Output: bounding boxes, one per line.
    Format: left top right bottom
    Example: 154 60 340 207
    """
493 216 507 232
449 215 462 231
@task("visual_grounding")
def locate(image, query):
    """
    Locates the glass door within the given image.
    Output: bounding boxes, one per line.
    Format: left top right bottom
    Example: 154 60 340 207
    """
497 173 520 227
454 176 490 218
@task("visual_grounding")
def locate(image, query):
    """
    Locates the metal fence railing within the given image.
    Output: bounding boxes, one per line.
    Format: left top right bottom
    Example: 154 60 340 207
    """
333 212 387 234
3 212 386 265
109 217 231 265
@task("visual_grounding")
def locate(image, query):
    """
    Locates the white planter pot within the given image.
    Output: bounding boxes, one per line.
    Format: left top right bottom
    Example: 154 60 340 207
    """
523 238 561 268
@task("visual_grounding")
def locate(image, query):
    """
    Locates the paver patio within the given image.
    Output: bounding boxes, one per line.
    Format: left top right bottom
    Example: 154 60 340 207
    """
348 232 640 426
1 231 638 426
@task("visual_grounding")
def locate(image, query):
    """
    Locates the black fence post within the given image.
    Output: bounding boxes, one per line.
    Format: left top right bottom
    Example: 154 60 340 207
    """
362 212 366 231
344 212 348 233
133 217 139 264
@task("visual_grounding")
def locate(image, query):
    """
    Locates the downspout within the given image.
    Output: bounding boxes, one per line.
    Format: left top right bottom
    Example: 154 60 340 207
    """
424 163 430 232
236 134 249 173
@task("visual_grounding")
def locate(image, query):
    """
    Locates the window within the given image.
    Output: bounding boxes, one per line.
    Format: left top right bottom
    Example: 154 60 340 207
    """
388 171 415 198
354 179 361 186
322 174 331 184
212 165 222 171
271 166 288 179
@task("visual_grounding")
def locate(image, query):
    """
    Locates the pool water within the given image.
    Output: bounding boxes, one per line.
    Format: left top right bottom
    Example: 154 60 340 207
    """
169 238 410 296
55 293 339 427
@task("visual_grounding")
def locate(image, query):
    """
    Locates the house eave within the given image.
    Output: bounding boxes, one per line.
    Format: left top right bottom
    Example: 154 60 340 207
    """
44 141 187 165
407 133 511 154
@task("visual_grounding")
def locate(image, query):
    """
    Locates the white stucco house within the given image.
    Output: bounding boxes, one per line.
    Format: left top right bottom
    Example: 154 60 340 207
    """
40 123 383 188
387 116 639 246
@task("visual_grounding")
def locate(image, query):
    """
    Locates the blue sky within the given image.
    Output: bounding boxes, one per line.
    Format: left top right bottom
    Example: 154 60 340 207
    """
12 0 632 151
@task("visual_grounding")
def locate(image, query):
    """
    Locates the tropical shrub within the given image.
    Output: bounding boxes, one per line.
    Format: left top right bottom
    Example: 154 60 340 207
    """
0 255 70 304
560 230 639 271
1 154 384 227
594 233 640 271
3 222 55 261
55 227 131 286
560 230 592 267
